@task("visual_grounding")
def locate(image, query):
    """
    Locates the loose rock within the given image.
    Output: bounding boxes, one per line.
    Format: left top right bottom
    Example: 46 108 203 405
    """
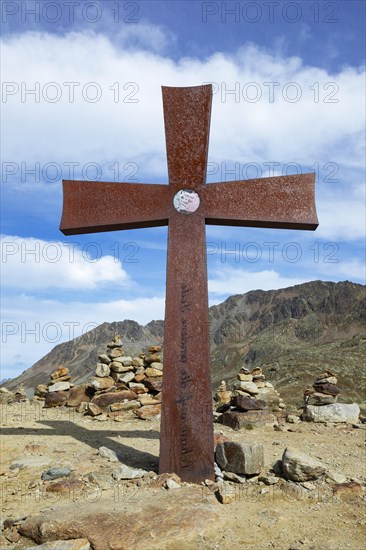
215 441 264 475
98 446 119 462
112 464 147 480
302 403 360 424
281 447 327 482
41 467 72 481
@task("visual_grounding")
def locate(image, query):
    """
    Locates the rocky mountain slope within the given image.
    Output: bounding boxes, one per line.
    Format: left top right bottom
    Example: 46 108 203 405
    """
209 280 365 408
3 320 163 395
3 281 365 407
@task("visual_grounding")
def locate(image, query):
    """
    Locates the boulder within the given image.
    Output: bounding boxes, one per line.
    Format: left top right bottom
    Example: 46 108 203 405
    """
110 400 141 411
95 363 110 377
119 371 135 384
106 337 123 348
282 447 327 481
89 377 115 391
66 386 92 407
231 395 267 411
50 367 69 380
314 375 337 385
145 367 163 377
302 403 360 423
87 403 103 416
218 410 276 430
98 446 119 462
134 373 146 383
306 393 337 406
98 354 111 365
0 387 15 404
35 384 48 397
144 377 163 393
135 404 161 419
234 381 260 395
313 382 340 396
144 353 161 364
91 390 137 409
44 390 70 408
109 362 133 373
114 355 133 366
254 387 281 408
129 382 148 394
149 345 162 353
215 441 264 475
18 488 219 549
150 361 163 371
237 373 253 381
41 467 72 481
49 374 71 383
112 464 147 480
48 381 71 393
108 348 123 359
138 395 162 406
132 357 144 367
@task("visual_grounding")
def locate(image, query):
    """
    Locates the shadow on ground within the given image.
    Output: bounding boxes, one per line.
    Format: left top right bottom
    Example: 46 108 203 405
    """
1 421 160 471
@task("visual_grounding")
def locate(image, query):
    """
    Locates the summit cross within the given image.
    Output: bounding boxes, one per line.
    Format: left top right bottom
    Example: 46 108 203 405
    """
60 85 318 483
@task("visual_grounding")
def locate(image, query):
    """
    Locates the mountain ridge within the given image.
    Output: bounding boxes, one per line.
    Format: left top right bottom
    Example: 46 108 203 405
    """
3 280 365 408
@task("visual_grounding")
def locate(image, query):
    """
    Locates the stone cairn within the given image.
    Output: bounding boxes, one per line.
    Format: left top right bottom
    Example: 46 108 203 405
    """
215 366 285 430
0 385 27 404
300 370 360 424
302 370 340 407
34 335 163 421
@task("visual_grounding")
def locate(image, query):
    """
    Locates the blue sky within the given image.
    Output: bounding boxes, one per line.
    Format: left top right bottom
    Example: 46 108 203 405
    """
1 0 365 379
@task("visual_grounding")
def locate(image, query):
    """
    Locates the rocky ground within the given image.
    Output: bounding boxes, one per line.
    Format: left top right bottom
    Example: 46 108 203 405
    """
0 402 365 550
0 401 366 550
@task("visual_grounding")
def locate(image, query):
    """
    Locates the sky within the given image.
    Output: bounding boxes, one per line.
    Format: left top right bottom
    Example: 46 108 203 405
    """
1 0 365 380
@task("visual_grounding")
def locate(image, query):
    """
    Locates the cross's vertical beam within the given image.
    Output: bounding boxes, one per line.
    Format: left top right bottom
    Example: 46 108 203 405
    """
160 212 214 482
159 86 215 482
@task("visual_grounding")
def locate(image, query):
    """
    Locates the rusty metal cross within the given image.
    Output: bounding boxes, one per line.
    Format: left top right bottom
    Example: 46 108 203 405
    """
60 85 318 483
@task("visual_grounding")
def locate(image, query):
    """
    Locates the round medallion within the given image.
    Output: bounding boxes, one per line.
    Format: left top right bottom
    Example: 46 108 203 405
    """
173 189 200 214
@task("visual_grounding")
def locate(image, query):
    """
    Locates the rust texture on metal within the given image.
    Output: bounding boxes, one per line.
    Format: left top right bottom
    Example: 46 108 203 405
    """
60 84 318 484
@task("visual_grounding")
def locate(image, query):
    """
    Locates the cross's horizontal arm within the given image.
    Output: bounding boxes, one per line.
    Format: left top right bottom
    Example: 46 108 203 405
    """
201 173 318 230
60 180 171 235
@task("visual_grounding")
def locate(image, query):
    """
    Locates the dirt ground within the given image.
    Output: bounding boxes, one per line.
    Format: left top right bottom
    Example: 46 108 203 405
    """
0 401 365 550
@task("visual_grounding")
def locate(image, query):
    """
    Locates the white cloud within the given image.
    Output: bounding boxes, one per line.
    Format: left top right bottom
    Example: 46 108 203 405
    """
208 266 306 296
114 22 176 53
316 183 366 240
1 235 129 289
312 257 365 282
2 31 364 171
1 293 165 377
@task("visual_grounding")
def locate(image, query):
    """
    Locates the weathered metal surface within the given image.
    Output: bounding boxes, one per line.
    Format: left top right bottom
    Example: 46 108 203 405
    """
159 87 214 483
162 85 212 187
60 84 318 484
203 172 318 230
60 181 170 234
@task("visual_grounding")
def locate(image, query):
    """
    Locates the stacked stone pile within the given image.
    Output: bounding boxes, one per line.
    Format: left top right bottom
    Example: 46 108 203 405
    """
303 370 340 406
216 366 285 430
0 385 27 404
35 335 164 421
214 380 232 405
34 366 77 407
301 370 360 423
